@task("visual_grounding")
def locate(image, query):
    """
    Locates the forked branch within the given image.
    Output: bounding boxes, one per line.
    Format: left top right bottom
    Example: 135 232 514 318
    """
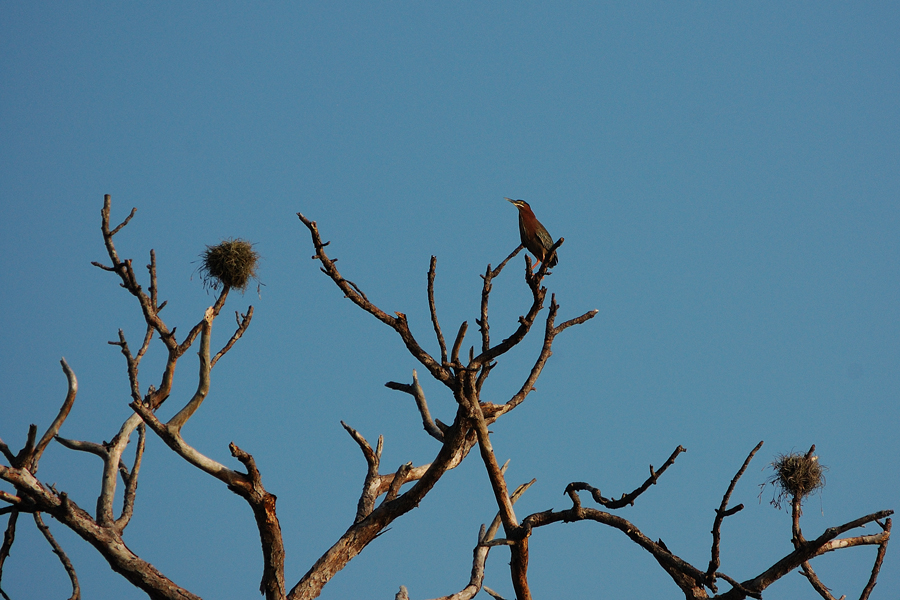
297 212 452 387
706 441 764 590
564 445 686 509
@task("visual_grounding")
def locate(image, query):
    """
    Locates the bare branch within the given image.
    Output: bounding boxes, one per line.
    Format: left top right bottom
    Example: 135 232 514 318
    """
109 206 137 236
565 445 687 509
717 509 895 600
715 572 762 600
54 436 108 458
288 412 476 600
414 477 535 600
29 359 78 471
800 560 840 600
176 290 229 358
0 493 21 508
0 511 18 593
450 321 468 367
0 440 13 465
706 441 763 588
457 374 533 600
10 426 38 471
297 213 452 387
522 504 708 597
482 587 508 600
168 307 214 431
228 443 286 600
109 330 143 404
478 265 494 355
34 512 80 600
493 245 524 277
385 370 444 442
115 422 145 531
131 401 243 487
341 422 383 523
98 195 177 352
0 461 201 600
427 256 448 365
860 518 891 600
212 307 254 367
553 308 600 335
384 463 413 503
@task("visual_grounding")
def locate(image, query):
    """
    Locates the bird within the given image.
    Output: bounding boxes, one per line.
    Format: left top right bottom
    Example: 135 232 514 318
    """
506 198 558 269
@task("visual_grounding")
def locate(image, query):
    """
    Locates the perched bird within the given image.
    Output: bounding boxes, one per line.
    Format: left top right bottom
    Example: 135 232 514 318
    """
506 198 558 269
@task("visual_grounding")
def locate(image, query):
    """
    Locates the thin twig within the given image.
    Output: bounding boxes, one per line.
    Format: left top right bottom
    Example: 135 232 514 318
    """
341 421 382 523
34 512 80 600
212 307 254 367
860 518 891 600
565 445 687 509
0 511 18 590
115 422 145 532
427 256 448 365
800 560 839 600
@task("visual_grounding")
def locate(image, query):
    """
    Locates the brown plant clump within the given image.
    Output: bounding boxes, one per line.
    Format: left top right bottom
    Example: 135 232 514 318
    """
200 238 259 292
768 451 826 509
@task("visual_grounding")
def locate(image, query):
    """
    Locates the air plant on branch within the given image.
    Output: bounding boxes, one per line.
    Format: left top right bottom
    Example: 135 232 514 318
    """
199 238 260 293
765 450 827 510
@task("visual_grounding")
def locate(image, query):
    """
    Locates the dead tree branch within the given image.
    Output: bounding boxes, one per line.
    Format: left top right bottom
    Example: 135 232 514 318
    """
716 509 894 600
3 199 890 600
34 512 80 600
706 441 764 590
428 256 449 365
0 510 18 598
27 359 78 472
564 445 686 509
860 518 891 600
297 212 453 388
385 370 444 441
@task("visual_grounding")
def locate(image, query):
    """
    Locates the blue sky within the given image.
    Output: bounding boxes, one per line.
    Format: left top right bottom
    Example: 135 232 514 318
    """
1 3 897 599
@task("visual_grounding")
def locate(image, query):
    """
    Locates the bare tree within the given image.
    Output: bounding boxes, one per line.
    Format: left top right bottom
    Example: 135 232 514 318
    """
0 195 892 600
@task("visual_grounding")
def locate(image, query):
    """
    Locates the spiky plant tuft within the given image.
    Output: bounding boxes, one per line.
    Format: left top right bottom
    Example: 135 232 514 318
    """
199 238 259 292
766 451 826 510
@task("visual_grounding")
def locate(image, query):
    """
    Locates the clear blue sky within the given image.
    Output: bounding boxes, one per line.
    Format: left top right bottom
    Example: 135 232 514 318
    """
1 3 897 599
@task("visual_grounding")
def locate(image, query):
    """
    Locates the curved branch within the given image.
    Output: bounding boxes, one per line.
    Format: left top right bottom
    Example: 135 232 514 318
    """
706 441 763 588
521 504 708 597
0 510 18 595
427 256 448 365
131 401 243 486
169 305 222 432
0 463 200 600
860 518 891 600
717 509 895 600
29 359 78 472
385 370 444 441
341 422 383 523
115 422 145 532
297 213 452 387
212 306 254 367
565 445 686 509
34 512 80 600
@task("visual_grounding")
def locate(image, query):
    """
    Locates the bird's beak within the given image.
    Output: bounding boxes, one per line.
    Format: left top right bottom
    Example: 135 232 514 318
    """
505 197 516 205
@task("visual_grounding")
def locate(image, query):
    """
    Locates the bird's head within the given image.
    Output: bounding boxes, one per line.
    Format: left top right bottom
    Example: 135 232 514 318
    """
505 197 531 212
